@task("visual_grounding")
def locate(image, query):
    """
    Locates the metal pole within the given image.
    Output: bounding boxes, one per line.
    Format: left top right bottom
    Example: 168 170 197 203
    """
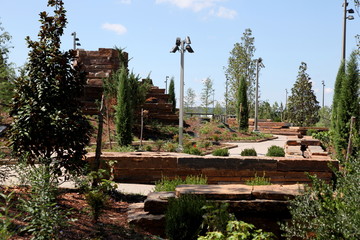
225 76 228 118
179 41 185 149
254 59 259 132
343 0 347 61
165 76 169 94
72 32 76 50
322 80 325 108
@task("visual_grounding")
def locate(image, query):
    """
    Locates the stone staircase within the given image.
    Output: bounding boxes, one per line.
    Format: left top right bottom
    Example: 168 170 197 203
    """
128 184 304 238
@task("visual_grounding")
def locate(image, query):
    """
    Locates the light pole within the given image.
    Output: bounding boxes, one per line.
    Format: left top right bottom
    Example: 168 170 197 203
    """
71 32 81 50
170 36 194 150
342 0 354 61
254 58 264 132
165 76 169 94
322 80 325 108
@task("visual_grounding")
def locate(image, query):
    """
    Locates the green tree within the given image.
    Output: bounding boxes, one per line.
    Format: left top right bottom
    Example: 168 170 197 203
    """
168 77 176 113
200 77 214 115
185 87 196 113
225 28 256 115
9 0 91 173
316 106 332 128
287 62 320 127
115 66 132 146
334 51 360 159
331 61 345 131
213 101 224 115
237 75 249 131
0 21 15 115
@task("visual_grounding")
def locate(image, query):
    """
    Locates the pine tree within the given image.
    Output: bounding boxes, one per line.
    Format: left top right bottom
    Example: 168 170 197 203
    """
115 66 132 146
334 51 360 159
168 77 176 113
331 61 345 131
9 0 91 172
237 75 249 131
287 62 320 127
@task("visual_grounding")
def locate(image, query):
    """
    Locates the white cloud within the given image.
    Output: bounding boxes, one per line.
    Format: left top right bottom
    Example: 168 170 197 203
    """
102 23 127 35
211 6 237 19
156 0 222 12
325 87 333 94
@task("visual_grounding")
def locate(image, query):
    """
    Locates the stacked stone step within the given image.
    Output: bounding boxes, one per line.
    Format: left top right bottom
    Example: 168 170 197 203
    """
141 86 178 124
74 48 121 115
128 184 304 238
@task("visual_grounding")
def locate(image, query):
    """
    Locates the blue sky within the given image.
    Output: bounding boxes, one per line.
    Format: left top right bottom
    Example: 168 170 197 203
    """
1 0 359 107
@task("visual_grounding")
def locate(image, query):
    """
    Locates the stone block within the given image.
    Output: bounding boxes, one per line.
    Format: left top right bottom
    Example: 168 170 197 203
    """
252 184 304 200
176 184 253 200
227 199 289 216
144 191 175 214
277 158 338 172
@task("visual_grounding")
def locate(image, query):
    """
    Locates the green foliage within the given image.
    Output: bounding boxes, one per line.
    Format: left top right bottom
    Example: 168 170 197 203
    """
266 145 285 157
9 0 91 174
331 60 345 131
163 141 178 152
185 87 196 113
183 146 203 155
240 148 257 156
225 28 256 115
153 139 165 152
19 163 70 240
165 194 207 240
287 62 320 126
154 175 207 192
201 77 214 115
201 202 235 234
316 106 332 128
212 148 229 156
281 157 360 239
306 129 318 136
245 172 271 186
237 75 249 131
168 77 176 113
115 66 133 146
75 168 118 222
112 145 135 152
333 51 360 160
198 220 275 240
0 191 19 239
312 131 331 150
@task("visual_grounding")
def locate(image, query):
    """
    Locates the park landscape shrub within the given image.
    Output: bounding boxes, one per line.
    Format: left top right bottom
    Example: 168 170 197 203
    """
240 148 257 156
154 175 207 192
266 145 285 157
212 148 229 156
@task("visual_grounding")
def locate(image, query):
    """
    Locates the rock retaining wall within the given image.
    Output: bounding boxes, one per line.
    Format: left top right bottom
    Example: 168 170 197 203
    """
86 152 338 184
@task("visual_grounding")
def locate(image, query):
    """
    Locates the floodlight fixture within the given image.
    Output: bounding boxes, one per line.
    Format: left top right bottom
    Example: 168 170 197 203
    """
176 37 181 46
170 45 179 53
185 45 194 53
347 15 355 20
348 8 355 13
185 36 191 44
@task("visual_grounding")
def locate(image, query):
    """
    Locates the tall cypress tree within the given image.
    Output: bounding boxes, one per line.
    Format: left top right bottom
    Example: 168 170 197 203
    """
331 61 345 132
168 77 176 113
237 75 249 131
115 66 132 146
287 62 320 127
334 51 360 159
9 0 91 172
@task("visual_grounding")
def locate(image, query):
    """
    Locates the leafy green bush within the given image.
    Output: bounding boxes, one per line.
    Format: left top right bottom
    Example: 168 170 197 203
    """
155 175 208 192
183 146 203 156
281 157 360 239
306 129 319 136
163 141 178 152
165 194 207 240
144 145 152 151
198 220 275 240
19 164 70 240
0 191 19 239
245 172 271 186
266 145 285 157
112 145 135 152
240 148 257 156
312 131 331 150
212 148 229 157
200 202 235 234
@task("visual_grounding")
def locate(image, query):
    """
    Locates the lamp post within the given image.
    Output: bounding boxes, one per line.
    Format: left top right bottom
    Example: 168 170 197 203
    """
170 36 194 150
254 58 264 132
71 32 81 50
165 76 169 94
342 0 354 61
322 80 325 108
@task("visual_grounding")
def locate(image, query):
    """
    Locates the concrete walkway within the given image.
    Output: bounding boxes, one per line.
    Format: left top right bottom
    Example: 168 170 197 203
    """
226 135 288 157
